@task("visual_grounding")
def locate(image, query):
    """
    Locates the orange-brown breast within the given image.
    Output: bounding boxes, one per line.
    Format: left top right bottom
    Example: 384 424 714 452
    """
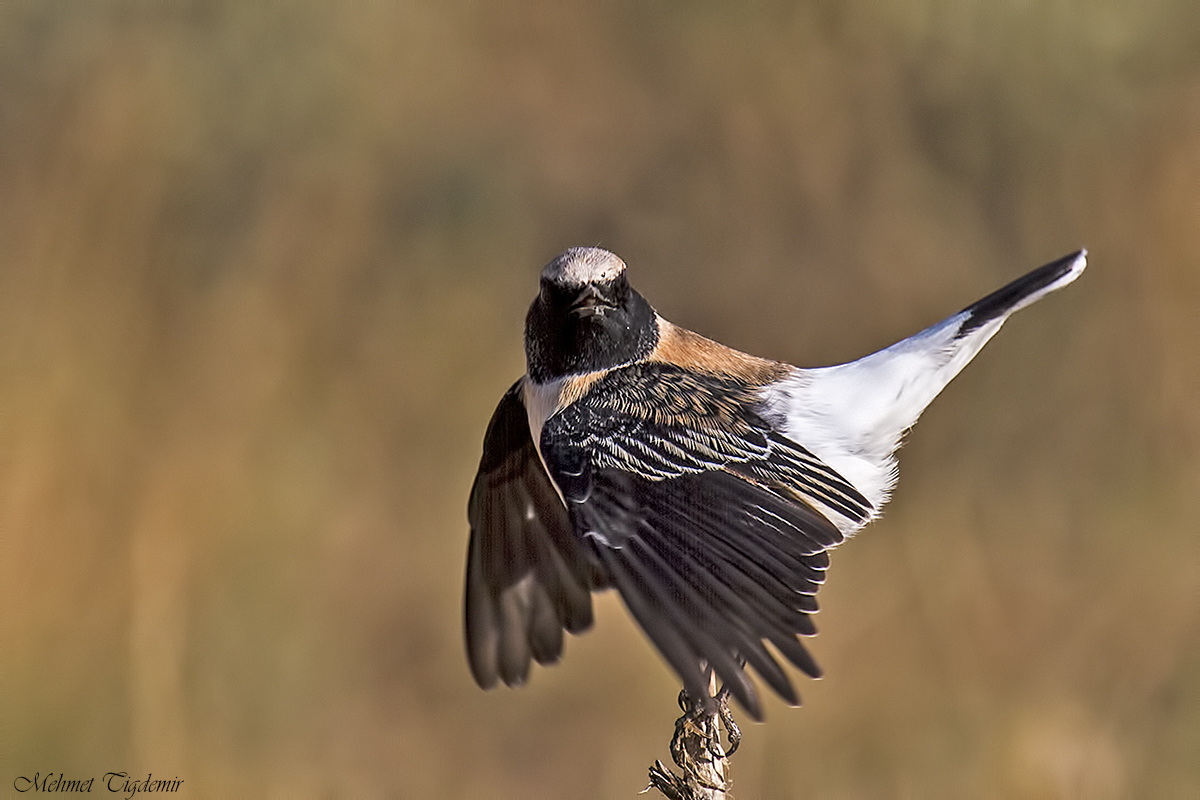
555 371 607 411
648 318 790 387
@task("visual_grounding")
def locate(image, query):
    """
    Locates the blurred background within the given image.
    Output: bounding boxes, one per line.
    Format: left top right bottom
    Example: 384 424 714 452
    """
1 2 1198 798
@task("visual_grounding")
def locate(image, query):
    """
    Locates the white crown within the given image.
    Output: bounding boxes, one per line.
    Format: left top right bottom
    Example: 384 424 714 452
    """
541 247 626 286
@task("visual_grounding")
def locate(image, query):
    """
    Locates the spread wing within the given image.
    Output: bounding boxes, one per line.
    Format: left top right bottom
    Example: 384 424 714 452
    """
542 364 871 523
464 380 598 689
540 363 872 719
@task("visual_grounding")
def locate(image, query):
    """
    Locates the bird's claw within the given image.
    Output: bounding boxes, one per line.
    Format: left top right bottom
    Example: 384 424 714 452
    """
670 686 741 764
715 686 741 757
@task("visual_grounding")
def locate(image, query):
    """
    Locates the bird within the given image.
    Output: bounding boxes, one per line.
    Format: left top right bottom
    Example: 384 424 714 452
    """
464 245 1086 721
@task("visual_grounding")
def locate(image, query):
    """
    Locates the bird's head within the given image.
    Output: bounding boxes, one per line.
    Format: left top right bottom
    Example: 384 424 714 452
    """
525 247 658 382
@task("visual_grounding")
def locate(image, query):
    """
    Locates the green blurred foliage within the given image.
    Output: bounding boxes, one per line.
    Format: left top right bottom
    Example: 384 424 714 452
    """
1 2 1198 797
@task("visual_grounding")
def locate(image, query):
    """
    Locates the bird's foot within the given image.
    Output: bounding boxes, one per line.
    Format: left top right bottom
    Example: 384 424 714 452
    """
670 687 739 766
714 685 741 757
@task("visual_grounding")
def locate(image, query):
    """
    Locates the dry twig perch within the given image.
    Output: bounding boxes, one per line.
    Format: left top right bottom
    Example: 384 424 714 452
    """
645 673 741 800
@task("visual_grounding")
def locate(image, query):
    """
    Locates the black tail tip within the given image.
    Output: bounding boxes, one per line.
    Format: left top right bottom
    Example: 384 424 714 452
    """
957 249 1087 338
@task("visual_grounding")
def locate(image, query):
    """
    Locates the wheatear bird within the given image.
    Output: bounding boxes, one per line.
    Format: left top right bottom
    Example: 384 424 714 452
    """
465 246 1086 720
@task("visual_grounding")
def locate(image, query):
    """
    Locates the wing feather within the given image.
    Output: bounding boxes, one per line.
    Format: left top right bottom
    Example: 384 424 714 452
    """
470 363 859 714
571 466 831 718
464 380 596 689
543 363 871 522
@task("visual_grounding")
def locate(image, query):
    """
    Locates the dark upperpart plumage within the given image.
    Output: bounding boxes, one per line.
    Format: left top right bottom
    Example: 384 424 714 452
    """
464 245 1086 720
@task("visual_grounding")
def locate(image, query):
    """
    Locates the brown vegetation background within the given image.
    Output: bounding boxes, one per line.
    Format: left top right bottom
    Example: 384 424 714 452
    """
2 2 1198 798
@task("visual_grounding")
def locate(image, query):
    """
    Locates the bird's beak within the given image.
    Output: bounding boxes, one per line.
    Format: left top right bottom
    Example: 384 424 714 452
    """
569 285 614 318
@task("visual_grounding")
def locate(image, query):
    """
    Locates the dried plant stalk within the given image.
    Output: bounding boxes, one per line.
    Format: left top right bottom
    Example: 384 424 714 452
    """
645 673 739 800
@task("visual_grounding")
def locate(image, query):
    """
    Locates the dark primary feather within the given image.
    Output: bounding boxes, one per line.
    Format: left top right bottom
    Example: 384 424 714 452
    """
574 467 835 719
536 362 861 718
465 364 864 717
464 381 597 689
